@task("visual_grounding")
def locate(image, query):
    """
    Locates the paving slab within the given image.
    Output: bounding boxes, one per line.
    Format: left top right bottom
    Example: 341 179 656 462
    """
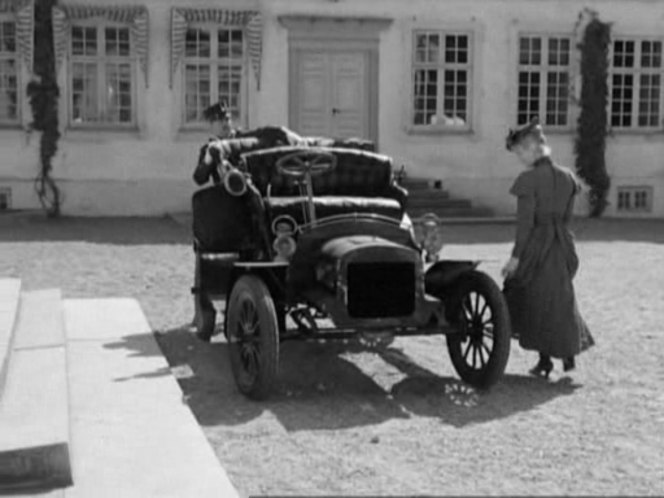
0 289 71 493
0 279 21 401
64 298 239 498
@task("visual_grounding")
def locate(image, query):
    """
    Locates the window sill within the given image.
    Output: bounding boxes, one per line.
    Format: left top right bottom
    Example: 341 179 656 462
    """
405 125 474 137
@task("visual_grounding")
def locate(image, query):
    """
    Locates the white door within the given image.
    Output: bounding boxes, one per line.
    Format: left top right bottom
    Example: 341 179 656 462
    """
293 50 369 140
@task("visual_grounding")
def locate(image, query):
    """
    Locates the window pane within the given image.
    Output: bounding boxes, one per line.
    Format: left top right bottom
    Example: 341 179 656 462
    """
0 21 16 53
638 73 660 127
106 63 132 123
105 27 130 56
218 64 242 117
517 71 540 124
185 29 210 58
641 40 662 68
546 71 568 126
184 64 211 123
613 40 635 68
520 36 542 65
611 74 633 127
412 69 437 125
219 28 243 59
549 37 570 66
0 58 18 121
414 32 439 64
72 62 98 123
445 34 469 64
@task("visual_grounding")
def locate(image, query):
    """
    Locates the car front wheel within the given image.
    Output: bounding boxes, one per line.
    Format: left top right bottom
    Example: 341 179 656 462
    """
226 275 279 400
445 270 511 389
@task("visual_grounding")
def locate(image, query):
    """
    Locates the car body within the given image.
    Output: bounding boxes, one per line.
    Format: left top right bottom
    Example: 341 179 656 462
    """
191 128 511 399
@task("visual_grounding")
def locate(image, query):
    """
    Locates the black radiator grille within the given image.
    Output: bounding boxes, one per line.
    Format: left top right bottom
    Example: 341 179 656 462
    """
346 262 416 318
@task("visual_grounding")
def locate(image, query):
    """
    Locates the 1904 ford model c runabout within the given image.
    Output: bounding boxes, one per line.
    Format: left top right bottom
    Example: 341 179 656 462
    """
191 129 511 399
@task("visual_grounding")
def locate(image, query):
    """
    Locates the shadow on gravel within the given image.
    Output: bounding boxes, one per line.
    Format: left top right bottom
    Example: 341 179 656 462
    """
153 327 582 432
0 215 189 245
441 218 664 245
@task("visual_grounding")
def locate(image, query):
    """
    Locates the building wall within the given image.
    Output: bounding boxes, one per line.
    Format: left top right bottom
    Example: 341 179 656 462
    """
1 0 663 216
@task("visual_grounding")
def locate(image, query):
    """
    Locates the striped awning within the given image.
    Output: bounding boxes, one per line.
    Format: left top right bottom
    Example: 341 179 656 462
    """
0 0 34 71
52 4 150 86
170 8 263 90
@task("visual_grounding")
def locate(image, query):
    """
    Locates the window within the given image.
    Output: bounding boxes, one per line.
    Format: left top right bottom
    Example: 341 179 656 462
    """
412 31 472 129
610 38 663 130
517 35 572 127
617 186 653 213
0 18 18 124
183 26 244 125
69 23 136 127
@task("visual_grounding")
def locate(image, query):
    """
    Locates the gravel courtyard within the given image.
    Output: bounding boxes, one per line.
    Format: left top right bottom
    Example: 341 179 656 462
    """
1 215 663 496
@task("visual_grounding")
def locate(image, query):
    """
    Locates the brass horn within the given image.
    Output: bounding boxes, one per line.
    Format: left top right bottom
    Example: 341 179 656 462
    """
219 160 247 196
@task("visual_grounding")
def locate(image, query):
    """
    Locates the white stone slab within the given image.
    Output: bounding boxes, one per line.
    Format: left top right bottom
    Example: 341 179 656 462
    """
64 299 239 498
13 290 64 350
0 279 21 399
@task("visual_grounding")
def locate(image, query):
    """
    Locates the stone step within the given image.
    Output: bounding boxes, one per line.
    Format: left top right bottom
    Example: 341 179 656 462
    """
0 290 73 493
408 197 472 209
63 298 239 498
409 205 495 218
406 189 450 200
399 178 438 191
0 279 21 402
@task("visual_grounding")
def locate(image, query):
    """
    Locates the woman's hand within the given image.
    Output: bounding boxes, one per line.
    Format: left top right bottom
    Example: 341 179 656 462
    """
501 257 519 278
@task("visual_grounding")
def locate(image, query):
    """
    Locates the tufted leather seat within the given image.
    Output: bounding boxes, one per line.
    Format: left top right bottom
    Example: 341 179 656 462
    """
242 146 407 223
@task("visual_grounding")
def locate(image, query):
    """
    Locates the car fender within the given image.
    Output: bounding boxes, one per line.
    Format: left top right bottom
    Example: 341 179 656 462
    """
424 260 480 296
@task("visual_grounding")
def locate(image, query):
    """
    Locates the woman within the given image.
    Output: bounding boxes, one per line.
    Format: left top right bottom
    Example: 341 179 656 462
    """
502 117 594 378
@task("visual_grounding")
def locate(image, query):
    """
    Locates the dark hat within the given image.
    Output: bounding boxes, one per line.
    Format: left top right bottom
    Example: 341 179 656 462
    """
203 101 231 122
505 116 545 151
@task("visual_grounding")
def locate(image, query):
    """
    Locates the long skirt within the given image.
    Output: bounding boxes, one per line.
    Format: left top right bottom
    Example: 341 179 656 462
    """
503 223 594 358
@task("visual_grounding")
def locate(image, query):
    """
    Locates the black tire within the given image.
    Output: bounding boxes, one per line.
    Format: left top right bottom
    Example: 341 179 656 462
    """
444 270 511 389
226 275 279 400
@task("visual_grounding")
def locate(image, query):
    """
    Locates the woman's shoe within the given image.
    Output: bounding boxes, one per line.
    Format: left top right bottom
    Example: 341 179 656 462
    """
562 356 576 372
529 355 553 379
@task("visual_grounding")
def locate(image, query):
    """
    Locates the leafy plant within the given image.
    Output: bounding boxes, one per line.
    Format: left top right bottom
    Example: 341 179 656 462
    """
27 0 61 217
574 10 612 217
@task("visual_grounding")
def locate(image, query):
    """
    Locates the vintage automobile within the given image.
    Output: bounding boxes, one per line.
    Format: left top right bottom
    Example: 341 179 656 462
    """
191 129 511 399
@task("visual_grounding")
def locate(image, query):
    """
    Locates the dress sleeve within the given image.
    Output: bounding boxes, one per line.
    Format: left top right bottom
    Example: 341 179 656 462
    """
509 172 535 258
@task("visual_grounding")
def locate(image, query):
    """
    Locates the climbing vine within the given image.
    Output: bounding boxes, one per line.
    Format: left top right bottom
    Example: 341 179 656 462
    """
574 9 612 217
27 0 61 217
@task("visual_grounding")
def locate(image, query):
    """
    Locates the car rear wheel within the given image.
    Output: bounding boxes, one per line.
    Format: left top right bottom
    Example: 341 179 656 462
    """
445 270 511 389
226 275 279 400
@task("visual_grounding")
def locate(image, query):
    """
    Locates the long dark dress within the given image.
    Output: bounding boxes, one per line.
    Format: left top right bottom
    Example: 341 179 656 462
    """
504 156 594 358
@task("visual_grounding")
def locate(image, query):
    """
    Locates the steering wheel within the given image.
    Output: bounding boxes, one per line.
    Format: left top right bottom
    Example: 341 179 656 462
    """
275 149 337 179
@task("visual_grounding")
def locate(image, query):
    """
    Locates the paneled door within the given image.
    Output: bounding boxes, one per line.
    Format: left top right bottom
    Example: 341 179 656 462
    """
292 50 370 140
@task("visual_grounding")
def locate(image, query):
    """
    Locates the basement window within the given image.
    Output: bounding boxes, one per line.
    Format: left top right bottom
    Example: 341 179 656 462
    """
617 186 653 212
0 187 11 210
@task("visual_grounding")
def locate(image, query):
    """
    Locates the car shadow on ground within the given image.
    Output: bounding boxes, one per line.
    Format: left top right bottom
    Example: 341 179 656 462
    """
152 327 582 432
0 215 190 244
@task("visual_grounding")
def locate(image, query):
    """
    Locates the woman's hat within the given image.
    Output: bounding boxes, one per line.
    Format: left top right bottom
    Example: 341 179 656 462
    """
505 116 545 151
203 101 231 122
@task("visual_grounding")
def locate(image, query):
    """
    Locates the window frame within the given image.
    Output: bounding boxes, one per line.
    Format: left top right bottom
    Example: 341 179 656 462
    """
0 14 20 126
608 35 664 132
516 32 574 130
179 22 248 131
616 185 654 213
409 28 475 133
66 18 138 130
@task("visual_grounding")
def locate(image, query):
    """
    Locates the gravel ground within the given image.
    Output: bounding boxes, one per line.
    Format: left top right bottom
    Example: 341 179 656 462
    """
1 215 663 496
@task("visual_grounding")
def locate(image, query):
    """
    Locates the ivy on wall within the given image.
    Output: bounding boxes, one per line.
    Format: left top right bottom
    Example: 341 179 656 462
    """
27 0 61 217
574 9 612 217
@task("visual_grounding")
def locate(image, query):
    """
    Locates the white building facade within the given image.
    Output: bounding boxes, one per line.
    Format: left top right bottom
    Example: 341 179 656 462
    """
0 0 662 217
